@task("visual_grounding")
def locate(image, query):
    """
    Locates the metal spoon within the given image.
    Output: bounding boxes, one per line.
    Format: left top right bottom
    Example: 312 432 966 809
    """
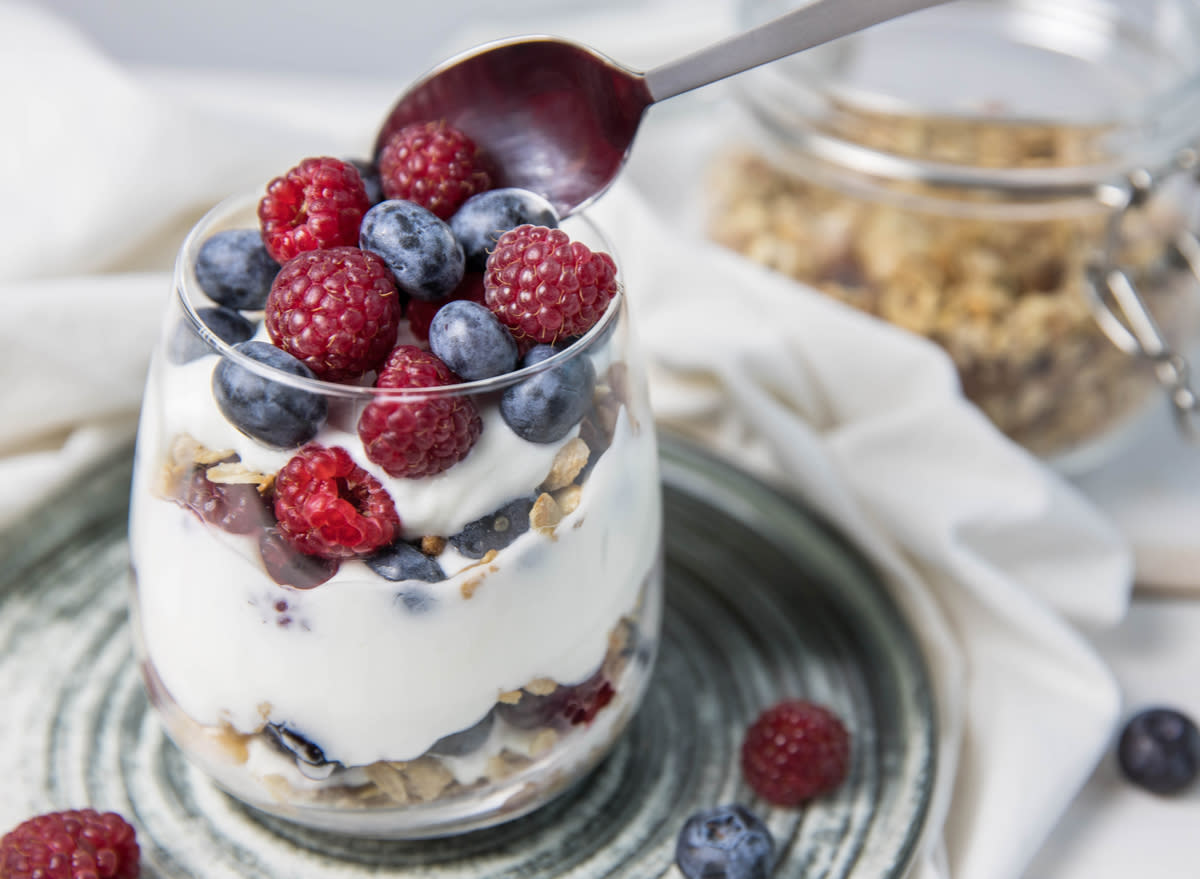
376 0 953 215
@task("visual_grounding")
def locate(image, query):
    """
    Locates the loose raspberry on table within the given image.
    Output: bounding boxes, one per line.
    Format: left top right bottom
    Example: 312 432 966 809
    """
377 121 491 220
0 808 139 879
274 444 401 560
258 157 371 263
741 700 850 806
265 247 400 381
484 225 617 347
358 346 483 478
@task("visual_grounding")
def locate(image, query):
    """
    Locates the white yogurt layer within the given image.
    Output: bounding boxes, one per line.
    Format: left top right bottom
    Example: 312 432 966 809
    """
146 349 578 539
129 352 661 767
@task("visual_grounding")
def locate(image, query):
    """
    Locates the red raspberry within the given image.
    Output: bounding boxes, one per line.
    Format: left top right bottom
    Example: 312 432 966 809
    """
258 157 371 263
405 272 486 343
741 700 850 806
265 247 401 381
484 225 617 347
358 346 483 478
496 670 615 729
1 809 139 879
274 445 401 560
559 673 616 726
377 122 491 220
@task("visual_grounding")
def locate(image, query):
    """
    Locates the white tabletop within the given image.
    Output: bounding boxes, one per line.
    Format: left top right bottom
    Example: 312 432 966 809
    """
1024 597 1200 878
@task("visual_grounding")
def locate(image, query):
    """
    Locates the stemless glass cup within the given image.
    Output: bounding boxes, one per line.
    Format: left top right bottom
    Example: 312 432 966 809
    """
710 0 1200 473
128 194 663 838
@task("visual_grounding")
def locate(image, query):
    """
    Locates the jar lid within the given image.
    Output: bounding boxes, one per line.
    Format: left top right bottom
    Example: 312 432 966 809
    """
736 0 1200 195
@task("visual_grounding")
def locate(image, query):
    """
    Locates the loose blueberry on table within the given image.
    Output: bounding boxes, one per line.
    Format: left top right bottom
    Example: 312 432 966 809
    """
1117 706 1200 795
676 804 775 879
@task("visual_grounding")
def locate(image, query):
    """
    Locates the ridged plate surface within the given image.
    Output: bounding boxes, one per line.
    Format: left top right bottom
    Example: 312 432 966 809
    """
0 437 935 877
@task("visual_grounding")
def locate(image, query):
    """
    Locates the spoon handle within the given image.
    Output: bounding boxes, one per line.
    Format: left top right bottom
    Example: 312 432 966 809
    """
642 0 955 102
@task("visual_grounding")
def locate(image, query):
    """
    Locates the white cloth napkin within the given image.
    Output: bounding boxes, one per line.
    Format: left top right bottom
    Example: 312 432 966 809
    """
0 5 1133 878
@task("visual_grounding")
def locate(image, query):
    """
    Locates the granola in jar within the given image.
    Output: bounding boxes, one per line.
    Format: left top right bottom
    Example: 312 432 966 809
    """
712 0 1200 469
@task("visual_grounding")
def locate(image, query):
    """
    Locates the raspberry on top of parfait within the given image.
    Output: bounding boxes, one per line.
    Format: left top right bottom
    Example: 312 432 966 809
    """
377 120 491 220
258 156 371 263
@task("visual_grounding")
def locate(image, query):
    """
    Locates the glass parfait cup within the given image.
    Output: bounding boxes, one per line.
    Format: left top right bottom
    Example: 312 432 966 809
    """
128 193 663 838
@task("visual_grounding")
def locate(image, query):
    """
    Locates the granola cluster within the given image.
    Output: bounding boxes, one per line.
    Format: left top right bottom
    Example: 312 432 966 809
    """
708 110 1198 459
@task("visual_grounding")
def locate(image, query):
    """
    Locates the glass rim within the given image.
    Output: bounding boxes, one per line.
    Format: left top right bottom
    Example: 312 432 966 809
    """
173 191 624 400
735 0 1200 195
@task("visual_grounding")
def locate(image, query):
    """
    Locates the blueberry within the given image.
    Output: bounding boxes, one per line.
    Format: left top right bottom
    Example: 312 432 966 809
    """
1117 707 1200 795
265 723 337 779
348 158 384 205
212 340 327 449
259 529 339 589
368 540 446 583
194 229 279 311
395 589 436 614
360 199 464 301
429 300 518 381
450 188 559 270
495 689 557 730
429 710 495 757
501 346 596 443
180 466 270 534
168 306 256 364
449 495 536 559
676 805 775 879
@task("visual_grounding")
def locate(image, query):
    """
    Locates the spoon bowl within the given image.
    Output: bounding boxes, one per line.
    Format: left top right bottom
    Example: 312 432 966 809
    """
375 37 649 217
377 0 955 215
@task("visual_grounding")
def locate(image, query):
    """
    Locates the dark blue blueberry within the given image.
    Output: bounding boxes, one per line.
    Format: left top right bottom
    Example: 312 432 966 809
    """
449 495 536 559
429 710 495 757
265 723 338 779
495 686 559 730
429 300 518 381
368 540 446 583
395 589 436 613
259 529 338 589
501 345 596 443
676 805 775 879
348 158 384 205
180 466 270 534
168 306 256 364
1117 707 1200 795
450 187 559 270
265 723 330 767
194 229 278 311
212 341 327 449
359 199 464 301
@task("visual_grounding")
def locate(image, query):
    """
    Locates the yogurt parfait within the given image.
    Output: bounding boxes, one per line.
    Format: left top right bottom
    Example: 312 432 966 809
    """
128 127 662 837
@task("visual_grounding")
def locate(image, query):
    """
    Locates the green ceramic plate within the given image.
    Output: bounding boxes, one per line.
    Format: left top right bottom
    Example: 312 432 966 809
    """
0 435 935 877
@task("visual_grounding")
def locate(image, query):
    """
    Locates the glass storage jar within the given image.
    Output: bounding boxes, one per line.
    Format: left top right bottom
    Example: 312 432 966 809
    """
708 0 1200 472
128 193 663 838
